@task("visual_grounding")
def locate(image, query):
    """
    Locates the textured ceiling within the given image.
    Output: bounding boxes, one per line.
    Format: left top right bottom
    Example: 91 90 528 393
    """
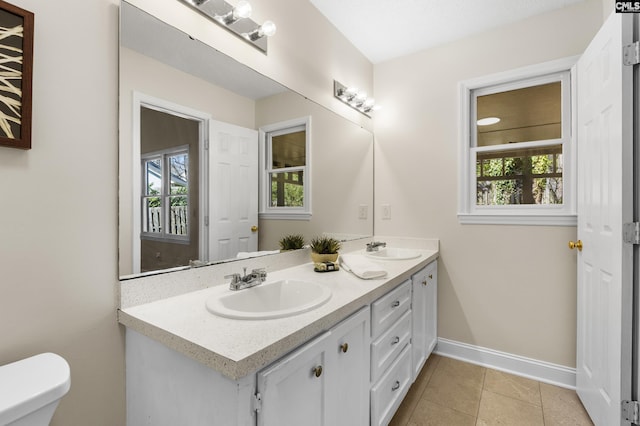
309 0 586 63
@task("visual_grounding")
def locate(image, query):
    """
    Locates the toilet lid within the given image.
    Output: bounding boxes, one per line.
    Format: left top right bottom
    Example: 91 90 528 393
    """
0 353 70 423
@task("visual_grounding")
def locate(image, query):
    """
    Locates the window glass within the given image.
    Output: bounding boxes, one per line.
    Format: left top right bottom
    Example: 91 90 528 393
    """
271 131 306 169
270 171 304 207
141 148 189 239
476 81 561 147
476 145 563 205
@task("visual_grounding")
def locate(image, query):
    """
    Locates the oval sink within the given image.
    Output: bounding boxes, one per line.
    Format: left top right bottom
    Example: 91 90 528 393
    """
366 248 421 261
206 279 332 320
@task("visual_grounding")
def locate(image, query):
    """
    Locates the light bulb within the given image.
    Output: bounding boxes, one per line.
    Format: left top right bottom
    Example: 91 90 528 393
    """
260 20 277 37
233 1 252 19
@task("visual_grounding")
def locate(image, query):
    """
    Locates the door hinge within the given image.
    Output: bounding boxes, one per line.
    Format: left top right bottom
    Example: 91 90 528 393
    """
623 222 640 244
623 41 640 66
204 138 209 150
622 400 640 423
252 392 262 413
204 215 209 227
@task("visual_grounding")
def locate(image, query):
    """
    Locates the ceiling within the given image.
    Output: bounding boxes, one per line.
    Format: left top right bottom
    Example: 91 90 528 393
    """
309 0 586 63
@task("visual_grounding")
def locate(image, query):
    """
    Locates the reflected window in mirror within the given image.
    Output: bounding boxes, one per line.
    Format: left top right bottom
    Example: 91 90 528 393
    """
260 117 311 219
142 146 190 241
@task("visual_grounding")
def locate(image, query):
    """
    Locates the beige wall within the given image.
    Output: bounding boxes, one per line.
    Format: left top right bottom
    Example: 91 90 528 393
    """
373 0 604 367
0 0 124 424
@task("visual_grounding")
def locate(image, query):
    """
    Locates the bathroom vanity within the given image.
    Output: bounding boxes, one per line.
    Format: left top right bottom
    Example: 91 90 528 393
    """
119 239 438 425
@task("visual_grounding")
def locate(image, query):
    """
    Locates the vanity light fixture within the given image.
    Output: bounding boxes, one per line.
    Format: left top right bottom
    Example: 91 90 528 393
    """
334 80 381 117
180 0 276 52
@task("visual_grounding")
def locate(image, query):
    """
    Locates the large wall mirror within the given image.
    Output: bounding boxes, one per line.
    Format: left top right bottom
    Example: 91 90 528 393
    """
119 1 374 278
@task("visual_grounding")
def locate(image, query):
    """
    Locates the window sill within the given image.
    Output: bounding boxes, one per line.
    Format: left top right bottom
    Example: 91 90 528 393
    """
457 213 576 226
259 212 312 221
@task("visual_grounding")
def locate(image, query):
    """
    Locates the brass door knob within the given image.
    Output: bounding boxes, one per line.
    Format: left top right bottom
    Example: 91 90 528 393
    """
568 240 583 251
251 225 258 232
312 365 323 378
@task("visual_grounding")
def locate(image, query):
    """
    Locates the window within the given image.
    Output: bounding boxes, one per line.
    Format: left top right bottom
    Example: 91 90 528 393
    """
259 117 311 219
458 58 577 225
141 146 190 241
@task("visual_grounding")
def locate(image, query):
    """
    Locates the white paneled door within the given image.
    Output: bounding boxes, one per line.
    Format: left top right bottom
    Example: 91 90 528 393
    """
209 120 259 261
575 12 634 426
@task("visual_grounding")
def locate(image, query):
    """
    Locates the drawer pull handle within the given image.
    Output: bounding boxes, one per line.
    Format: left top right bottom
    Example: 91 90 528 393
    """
391 381 400 391
340 343 349 353
391 300 400 308
391 336 400 345
312 365 323 378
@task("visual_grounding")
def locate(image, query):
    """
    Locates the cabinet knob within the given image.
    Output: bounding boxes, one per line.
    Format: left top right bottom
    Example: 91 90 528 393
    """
391 336 400 345
422 279 427 286
340 343 349 353
568 240 583 251
391 300 400 308
428 274 433 279
312 365 323 378
391 380 400 391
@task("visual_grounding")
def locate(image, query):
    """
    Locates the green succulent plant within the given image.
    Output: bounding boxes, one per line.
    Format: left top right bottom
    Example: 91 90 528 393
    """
309 236 342 254
279 234 306 251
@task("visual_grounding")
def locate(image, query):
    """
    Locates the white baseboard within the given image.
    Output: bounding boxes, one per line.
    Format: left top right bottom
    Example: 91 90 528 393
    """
434 338 576 389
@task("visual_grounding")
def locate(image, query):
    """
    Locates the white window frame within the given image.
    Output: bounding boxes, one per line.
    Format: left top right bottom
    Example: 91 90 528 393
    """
458 56 579 226
259 116 312 220
141 145 191 243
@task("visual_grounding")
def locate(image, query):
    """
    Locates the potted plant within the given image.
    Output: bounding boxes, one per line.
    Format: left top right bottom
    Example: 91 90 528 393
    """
309 236 341 263
279 234 305 251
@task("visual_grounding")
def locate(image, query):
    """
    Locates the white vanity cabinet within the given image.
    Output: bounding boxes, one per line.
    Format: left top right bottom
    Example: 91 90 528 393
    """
369 280 413 426
257 306 370 426
411 260 438 381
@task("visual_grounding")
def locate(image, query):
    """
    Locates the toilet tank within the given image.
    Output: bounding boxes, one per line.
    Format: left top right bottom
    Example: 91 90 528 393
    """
0 353 71 425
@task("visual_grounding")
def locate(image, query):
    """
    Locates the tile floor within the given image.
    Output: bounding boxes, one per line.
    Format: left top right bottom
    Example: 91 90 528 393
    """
390 354 594 426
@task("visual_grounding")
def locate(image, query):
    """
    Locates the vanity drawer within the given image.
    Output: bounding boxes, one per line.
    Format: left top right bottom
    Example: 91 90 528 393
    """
371 280 411 338
370 309 411 383
370 344 412 426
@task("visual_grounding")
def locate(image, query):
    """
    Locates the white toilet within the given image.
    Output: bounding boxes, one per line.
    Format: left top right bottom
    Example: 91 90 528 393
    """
0 353 70 426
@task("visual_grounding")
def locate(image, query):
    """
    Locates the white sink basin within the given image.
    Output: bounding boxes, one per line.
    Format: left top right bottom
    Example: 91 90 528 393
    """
206 279 332 320
366 248 421 261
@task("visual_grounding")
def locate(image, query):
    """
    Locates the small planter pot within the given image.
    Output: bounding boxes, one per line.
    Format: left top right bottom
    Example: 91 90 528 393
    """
311 253 339 263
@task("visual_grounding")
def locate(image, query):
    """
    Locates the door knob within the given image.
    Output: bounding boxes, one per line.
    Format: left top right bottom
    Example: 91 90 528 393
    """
568 240 583 251
312 365 323 378
340 343 349 353
251 225 258 232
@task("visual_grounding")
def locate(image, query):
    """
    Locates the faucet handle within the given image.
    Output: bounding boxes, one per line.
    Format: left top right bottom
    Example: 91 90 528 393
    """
224 273 241 284
251 268 267 280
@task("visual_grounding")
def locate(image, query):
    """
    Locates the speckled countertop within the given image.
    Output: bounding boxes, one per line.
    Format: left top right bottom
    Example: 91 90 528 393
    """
118 244 438 381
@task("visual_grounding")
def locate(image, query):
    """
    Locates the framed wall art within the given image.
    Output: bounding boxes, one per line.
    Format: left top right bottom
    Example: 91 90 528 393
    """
0 1 33 150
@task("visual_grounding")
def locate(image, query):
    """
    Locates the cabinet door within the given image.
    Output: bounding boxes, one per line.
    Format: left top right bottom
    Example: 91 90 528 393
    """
424 261 438 356
257 332 331 426
411 260 437 381
326 307 370 426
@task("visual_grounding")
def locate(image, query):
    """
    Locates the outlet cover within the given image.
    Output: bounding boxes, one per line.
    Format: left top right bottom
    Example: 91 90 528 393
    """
381 204 391 220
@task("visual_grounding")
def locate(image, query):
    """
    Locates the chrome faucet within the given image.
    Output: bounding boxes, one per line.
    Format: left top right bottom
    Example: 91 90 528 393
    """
366 241 387 252
225 267 267 291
